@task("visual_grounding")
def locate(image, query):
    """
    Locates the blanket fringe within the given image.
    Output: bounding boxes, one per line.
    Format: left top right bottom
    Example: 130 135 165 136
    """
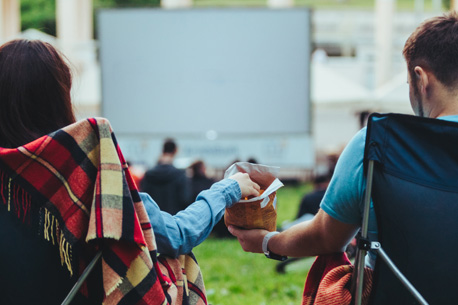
0 169 73 276
43 208 73 276
0 171 31 223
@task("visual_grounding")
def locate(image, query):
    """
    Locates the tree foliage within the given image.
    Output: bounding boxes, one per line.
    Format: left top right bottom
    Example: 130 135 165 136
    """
21 0 56 35
20 0 160 36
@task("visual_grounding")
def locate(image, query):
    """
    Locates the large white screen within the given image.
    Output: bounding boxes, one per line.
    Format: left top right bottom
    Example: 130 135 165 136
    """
98 8 311 135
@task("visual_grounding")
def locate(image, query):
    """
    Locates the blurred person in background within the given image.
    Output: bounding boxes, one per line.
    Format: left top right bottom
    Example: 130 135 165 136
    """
140 138 191 215
295 152 337 221
296 174 330 220
188 160 215 201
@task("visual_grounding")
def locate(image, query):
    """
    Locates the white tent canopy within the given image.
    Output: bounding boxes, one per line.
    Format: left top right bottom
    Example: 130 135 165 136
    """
372 71 412 114
312 62 412 114
311 62 371 107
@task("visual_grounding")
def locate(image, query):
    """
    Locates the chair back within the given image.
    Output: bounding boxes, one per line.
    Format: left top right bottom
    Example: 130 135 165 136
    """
364 113 458 304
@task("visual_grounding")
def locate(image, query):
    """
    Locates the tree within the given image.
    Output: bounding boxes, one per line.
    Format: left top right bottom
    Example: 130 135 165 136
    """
21 0 56 36
20 0 160 36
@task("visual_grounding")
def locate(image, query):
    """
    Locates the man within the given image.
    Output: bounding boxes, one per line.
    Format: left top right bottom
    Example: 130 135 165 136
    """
228 12 458 268
140 138 191 215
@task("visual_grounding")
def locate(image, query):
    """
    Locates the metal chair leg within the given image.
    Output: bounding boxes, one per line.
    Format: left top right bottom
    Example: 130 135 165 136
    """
61 251 102 305
375 245 428 305
354 160 374 305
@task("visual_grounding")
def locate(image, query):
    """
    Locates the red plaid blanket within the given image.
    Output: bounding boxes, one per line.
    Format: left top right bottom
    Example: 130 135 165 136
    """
0 117 206 305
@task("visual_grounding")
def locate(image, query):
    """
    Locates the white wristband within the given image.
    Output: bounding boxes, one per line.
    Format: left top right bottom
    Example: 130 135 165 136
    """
262 231 280 254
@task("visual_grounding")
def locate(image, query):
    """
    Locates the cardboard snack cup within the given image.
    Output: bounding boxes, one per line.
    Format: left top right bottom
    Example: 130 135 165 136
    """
224 162 284 232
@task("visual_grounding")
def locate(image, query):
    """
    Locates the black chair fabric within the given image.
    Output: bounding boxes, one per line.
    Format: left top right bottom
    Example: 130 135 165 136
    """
364 113 458 305
0 202 103 305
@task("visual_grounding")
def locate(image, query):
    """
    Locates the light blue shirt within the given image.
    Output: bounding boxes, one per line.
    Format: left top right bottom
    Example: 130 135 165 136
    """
320 115 458 267
320 127 378 267
140 178 241 258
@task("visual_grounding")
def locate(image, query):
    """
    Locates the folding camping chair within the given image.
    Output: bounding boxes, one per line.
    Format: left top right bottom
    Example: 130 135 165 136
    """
61 251 102 305
353 113 458 305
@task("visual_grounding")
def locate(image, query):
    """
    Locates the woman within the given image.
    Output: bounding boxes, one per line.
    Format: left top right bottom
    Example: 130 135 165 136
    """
0 39 259 305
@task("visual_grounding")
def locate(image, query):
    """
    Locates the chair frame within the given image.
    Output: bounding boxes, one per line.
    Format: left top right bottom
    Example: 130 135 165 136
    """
61 251 102 305
353 157 429 305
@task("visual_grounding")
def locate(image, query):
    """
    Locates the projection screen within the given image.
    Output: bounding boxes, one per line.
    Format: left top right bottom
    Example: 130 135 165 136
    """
99 8 311 135
98 8 313 168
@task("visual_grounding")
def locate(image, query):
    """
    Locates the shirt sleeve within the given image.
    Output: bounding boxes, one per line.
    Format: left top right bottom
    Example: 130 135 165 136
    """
140 178 241 257
320 127 367 225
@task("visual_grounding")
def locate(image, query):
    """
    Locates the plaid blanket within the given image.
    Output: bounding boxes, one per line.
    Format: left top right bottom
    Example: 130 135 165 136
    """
158 253 207 305
0 117 207 305
302 253 373 305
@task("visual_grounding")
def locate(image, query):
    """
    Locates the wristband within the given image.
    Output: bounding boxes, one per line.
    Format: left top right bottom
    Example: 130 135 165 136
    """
262 231 288 261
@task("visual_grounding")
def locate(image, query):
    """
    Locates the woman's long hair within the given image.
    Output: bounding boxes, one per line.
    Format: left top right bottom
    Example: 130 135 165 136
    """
0 39 76 148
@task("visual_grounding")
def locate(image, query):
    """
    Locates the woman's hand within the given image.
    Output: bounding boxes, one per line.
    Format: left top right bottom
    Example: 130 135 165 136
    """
228 172 260 198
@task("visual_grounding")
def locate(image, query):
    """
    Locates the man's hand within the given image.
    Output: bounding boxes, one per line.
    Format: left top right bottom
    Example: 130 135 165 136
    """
227 226 268 253
228 172 260 199
229 210 360 258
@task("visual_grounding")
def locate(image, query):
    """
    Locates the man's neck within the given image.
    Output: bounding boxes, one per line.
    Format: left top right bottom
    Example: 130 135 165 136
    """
423 80 458 118
427 98 458 118
158 154 175 164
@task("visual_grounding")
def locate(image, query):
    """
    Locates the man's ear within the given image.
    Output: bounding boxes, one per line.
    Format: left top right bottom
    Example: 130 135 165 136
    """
414 66 430 94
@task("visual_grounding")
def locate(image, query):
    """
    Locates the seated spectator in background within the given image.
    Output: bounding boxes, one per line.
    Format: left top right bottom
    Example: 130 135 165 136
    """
280 174 330 232
296 174 331 220
140 138 191 215
189 160 215 201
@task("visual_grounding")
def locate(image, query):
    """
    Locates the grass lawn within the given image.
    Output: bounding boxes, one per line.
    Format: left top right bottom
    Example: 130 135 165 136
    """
193 183 317 305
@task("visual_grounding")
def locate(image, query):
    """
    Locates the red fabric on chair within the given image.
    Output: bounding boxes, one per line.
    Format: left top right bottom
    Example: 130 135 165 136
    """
302 253 373 305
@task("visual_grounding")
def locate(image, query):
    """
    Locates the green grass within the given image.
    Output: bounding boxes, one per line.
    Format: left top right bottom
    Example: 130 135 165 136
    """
193 183 316 305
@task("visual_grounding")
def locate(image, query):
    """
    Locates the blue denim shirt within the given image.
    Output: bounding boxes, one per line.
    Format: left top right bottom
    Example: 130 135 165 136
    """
140 178 241 257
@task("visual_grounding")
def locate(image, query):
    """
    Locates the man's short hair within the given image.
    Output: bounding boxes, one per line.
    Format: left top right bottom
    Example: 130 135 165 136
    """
163 138 177 154
403 12 458 89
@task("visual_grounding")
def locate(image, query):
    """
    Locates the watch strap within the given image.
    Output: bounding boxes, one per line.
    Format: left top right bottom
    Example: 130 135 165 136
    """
262 231 288 261
262 231 280 254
